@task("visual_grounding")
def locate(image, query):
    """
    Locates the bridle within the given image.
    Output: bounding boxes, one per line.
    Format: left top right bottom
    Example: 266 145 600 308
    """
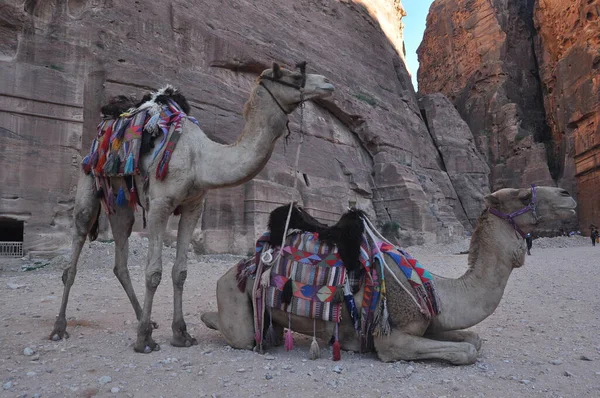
488 184 538 238
258 61 307 116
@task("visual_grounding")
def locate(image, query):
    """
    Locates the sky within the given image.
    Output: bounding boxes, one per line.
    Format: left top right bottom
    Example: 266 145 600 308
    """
402 1 435 90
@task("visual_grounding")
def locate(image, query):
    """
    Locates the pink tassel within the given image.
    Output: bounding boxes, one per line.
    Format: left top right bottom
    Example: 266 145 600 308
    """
284 330 294 351
255 330 262 346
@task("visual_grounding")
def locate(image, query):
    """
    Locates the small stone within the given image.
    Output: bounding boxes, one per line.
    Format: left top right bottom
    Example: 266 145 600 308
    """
236 368 245 373
7 283 25 289
3 381 13 390
264 355 275 360
550 359 563 365
564 371 574 377
33 394 41 398
333 366 342 374
406 365 415 375
99 375 112 385
265 374 273 380
579 355 592 361
26 371 37 376
111 387 121 393
520 380 531 385
23 347 34 356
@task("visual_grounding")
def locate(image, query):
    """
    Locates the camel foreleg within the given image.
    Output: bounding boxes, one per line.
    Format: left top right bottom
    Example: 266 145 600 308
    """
424 330 482 351
50 172 100 341
170 200 204 348
134 197 173 353
211 265 256 350
374 329 479 365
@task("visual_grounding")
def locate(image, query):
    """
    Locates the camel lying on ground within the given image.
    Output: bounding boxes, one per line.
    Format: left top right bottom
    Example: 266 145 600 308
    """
201 186 576 364
50 63 334 353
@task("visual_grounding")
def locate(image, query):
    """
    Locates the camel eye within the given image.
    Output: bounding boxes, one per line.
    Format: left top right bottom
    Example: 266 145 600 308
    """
560 190 570 197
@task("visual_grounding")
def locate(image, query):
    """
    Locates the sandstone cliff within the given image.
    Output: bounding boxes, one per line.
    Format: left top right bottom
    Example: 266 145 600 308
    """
534 0 600 232
418 0 555 192
418 0 594 231
0 0 489 255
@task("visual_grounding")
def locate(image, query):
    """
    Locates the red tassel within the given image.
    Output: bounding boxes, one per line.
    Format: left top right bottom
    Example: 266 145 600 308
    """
95 152 107 173
284 330 294 351
332 340 341 361
129 187 138 210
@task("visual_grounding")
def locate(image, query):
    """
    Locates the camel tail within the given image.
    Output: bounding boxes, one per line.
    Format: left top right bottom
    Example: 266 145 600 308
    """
88 206 101 242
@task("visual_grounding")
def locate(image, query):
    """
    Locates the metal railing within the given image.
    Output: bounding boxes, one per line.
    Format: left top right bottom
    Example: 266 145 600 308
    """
0 242 23 257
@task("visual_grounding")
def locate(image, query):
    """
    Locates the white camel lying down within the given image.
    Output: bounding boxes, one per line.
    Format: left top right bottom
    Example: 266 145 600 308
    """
202 186 576 364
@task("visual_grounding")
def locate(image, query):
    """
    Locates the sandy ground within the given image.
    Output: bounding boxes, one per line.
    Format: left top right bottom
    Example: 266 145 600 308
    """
1 234 599 398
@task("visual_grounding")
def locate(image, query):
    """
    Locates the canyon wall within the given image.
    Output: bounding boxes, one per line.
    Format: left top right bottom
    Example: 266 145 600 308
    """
0 0 489 255
418 0 596 232
534 0 600 233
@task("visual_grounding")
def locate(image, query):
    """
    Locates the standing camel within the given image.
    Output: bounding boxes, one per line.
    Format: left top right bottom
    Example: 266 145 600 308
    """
50 63 335 353
202 186 577 364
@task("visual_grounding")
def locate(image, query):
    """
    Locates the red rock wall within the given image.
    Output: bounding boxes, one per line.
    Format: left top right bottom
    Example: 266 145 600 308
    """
418 0 597 232
418 0 555 192
0 0 490 254
534 0 600 232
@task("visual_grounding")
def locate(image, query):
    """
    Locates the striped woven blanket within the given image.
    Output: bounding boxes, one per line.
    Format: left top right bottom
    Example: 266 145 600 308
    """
266 231 346 323
237 216 441 351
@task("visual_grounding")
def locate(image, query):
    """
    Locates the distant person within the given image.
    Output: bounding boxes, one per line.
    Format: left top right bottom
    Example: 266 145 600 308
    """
592 228 598 247
525 233 533 255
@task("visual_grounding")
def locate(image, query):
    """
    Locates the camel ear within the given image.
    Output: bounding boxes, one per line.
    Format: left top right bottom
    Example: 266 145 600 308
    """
518 189 532 202
484 193 500 208
272 62 282 79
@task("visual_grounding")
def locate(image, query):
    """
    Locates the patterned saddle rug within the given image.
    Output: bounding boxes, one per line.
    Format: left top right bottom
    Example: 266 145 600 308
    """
267 231 346 323
237 204 441 354
81 86 199 212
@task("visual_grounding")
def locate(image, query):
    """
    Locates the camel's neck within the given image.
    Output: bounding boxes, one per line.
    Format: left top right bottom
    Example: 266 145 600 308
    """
196 87 289 189
429 214 525 332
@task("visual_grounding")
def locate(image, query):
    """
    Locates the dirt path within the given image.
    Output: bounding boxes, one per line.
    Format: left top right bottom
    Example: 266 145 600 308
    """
1 236 599 397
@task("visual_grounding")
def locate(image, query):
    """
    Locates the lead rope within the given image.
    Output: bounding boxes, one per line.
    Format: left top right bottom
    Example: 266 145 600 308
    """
255 94 306 353
281 96 305 353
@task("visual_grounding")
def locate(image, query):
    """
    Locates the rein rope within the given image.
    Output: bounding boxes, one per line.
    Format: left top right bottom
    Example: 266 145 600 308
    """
258 61 307 139
488 184 538 238
253 62 307 353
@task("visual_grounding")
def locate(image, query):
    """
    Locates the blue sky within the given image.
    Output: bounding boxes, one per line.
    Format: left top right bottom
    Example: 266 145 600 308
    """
402 1 435 90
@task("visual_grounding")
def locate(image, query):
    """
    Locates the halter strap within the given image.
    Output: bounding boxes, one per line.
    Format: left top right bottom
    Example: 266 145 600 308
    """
488 184 537 238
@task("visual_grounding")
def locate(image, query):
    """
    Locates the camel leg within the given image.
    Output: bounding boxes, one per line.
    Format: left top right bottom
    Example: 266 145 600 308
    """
50 173 100 341
424 330 482 351
374 329 479 365
214 265 255 350
108 206 159 328
170 200 203 348
133 197 173 353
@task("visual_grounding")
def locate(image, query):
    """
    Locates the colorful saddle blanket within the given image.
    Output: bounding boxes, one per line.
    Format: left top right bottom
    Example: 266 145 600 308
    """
239 224 441 352
267 231 346 323
82 99 199 180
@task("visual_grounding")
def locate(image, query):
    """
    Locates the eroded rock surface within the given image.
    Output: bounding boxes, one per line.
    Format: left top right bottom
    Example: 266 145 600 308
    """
534 0 600 230
418 0 554 192
419 93 490 227
0 0 486 254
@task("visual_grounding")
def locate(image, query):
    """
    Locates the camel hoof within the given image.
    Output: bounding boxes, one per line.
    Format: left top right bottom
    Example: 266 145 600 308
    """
142 344 160 353
170 336 198 348
50 330 69 341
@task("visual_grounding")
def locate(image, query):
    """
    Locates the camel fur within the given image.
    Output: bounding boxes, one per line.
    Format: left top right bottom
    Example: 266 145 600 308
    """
201 186 576 364
50 63 335 353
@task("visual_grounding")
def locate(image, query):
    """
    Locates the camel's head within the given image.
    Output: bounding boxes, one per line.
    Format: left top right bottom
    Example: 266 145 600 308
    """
485 186 577 235
258 62 334 113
